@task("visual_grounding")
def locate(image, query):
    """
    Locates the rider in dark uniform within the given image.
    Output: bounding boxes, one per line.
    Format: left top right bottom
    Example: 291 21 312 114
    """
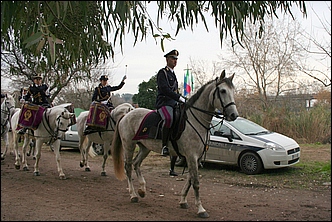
83 74 126 135
18 74 51 134
155 49 186 158
92 75 126 108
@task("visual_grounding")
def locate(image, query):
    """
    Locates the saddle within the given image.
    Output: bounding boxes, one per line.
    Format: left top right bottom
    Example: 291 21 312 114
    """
17 103 46 130
86 101 113 131
132 103 187 141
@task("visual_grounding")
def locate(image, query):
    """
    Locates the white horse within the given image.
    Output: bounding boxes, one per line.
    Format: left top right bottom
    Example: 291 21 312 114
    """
111 71 238 218
76 102 135 175
1 93 17 160
11 103 75 179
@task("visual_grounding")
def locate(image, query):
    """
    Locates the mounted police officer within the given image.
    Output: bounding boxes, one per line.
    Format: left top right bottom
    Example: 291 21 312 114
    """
92 74 126 108
155 49 186 157
18 74 51 134
83 74 126 135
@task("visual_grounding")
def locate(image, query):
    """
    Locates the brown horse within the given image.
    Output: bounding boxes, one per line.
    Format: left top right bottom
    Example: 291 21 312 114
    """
111 70 238 218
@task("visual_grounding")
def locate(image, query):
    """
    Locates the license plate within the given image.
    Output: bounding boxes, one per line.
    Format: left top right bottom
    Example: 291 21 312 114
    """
292 153 299 159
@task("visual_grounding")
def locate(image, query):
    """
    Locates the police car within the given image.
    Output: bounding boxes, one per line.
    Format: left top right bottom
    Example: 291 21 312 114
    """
177 116 301 175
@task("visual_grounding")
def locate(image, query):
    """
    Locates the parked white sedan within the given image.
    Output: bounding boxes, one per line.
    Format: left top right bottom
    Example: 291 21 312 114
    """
60 124 104 155
177 117 301 175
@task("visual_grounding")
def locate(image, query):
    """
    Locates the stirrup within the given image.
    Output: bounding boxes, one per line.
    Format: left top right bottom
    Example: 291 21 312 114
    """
161 146 169 156
18 128 26 135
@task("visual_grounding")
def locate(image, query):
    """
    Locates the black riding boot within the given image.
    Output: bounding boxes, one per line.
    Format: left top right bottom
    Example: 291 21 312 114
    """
161 127 170 156
18 128 27 135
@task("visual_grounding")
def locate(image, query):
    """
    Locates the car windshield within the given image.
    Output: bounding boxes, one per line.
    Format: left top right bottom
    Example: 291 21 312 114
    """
225 118 270 135
71 124 77 131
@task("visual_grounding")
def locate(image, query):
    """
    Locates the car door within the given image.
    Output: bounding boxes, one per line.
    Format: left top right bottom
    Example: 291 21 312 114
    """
207 122 240 164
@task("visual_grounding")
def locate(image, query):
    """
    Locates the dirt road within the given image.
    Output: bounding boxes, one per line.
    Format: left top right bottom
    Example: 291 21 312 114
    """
1 144 331 221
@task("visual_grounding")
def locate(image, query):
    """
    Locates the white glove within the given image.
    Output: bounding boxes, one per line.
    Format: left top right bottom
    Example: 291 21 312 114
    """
179 96 186 103
122 75 127 82
101 100 108 105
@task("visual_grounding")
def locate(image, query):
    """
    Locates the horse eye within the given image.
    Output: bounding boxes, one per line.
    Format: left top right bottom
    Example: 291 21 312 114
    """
220 89 226 94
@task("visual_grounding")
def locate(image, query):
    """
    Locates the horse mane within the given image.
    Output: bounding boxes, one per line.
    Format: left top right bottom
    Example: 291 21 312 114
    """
186 76 234 108
187 79 214 107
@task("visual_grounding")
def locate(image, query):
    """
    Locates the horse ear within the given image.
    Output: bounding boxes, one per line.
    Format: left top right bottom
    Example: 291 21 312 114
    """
220 70 226 79
12 93 16 98
229 73 235 81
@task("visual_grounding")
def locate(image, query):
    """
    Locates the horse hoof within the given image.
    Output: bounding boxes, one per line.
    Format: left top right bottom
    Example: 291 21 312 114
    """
101 172 106 176
80 162 84 168
23 166 29 171
198 211 210 218
1 157 4 160
15 165 20 170
59 176 67 180
85 168 91 172
130 197 139 203
138 189 145 198
34 172 40 176
180 203 189 209
33 157 36 160
27 153 30 156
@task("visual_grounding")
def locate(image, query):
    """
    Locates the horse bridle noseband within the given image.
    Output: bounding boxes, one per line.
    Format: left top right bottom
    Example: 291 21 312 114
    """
1 98 15 135
179 78 236 167
40 109 72 141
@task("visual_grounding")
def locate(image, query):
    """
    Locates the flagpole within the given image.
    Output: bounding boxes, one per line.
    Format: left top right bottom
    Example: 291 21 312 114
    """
184 64 192 97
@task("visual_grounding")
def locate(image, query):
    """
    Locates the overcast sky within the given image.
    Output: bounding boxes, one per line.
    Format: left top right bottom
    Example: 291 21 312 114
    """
108 1 331 95
1 1 330 95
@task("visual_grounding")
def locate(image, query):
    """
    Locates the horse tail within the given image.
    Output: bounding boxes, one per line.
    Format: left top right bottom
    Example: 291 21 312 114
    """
111 115 126 181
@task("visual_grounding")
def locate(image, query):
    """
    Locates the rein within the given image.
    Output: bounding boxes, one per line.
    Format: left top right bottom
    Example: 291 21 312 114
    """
1 98 15 135
37 109 71 142
181 78 236 165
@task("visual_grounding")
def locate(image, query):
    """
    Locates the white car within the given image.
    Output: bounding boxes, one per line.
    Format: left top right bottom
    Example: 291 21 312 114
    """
177 117 301 175
60 124 104 155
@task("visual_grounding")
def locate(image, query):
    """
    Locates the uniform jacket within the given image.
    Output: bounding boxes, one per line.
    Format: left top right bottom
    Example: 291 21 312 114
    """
155 66 181 109
92 81 125 103
24 83 50 107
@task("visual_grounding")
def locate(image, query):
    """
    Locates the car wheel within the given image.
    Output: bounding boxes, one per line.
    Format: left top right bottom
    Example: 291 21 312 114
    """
175 156 186 167
92 143 104 155
239 152 263 175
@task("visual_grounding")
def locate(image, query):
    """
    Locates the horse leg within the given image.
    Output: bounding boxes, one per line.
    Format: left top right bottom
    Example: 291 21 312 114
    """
7 128 15 156
27 138 35 158
13 131 21 170
180 157 209 218
1 131 8 160
81 139 92 172
100 143 110 176
33 139 43 176
124 142 139 203
52 139 66 179
132 144 150 198
21 134 30 171
79 136 92 171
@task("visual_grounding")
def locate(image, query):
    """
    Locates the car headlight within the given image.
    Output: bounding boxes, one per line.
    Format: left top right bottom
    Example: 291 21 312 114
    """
264 142 284 151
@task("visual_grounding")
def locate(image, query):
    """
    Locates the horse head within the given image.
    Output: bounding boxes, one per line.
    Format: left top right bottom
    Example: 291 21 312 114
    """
2 93 16 111
1 93 16 123
55 109 75 137
212 70 238 121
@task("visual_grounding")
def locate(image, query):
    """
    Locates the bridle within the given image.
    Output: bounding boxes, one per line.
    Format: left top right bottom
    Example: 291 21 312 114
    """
186 77 236 131
180 77 237 165
1 97 15 135
38 109 72 141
